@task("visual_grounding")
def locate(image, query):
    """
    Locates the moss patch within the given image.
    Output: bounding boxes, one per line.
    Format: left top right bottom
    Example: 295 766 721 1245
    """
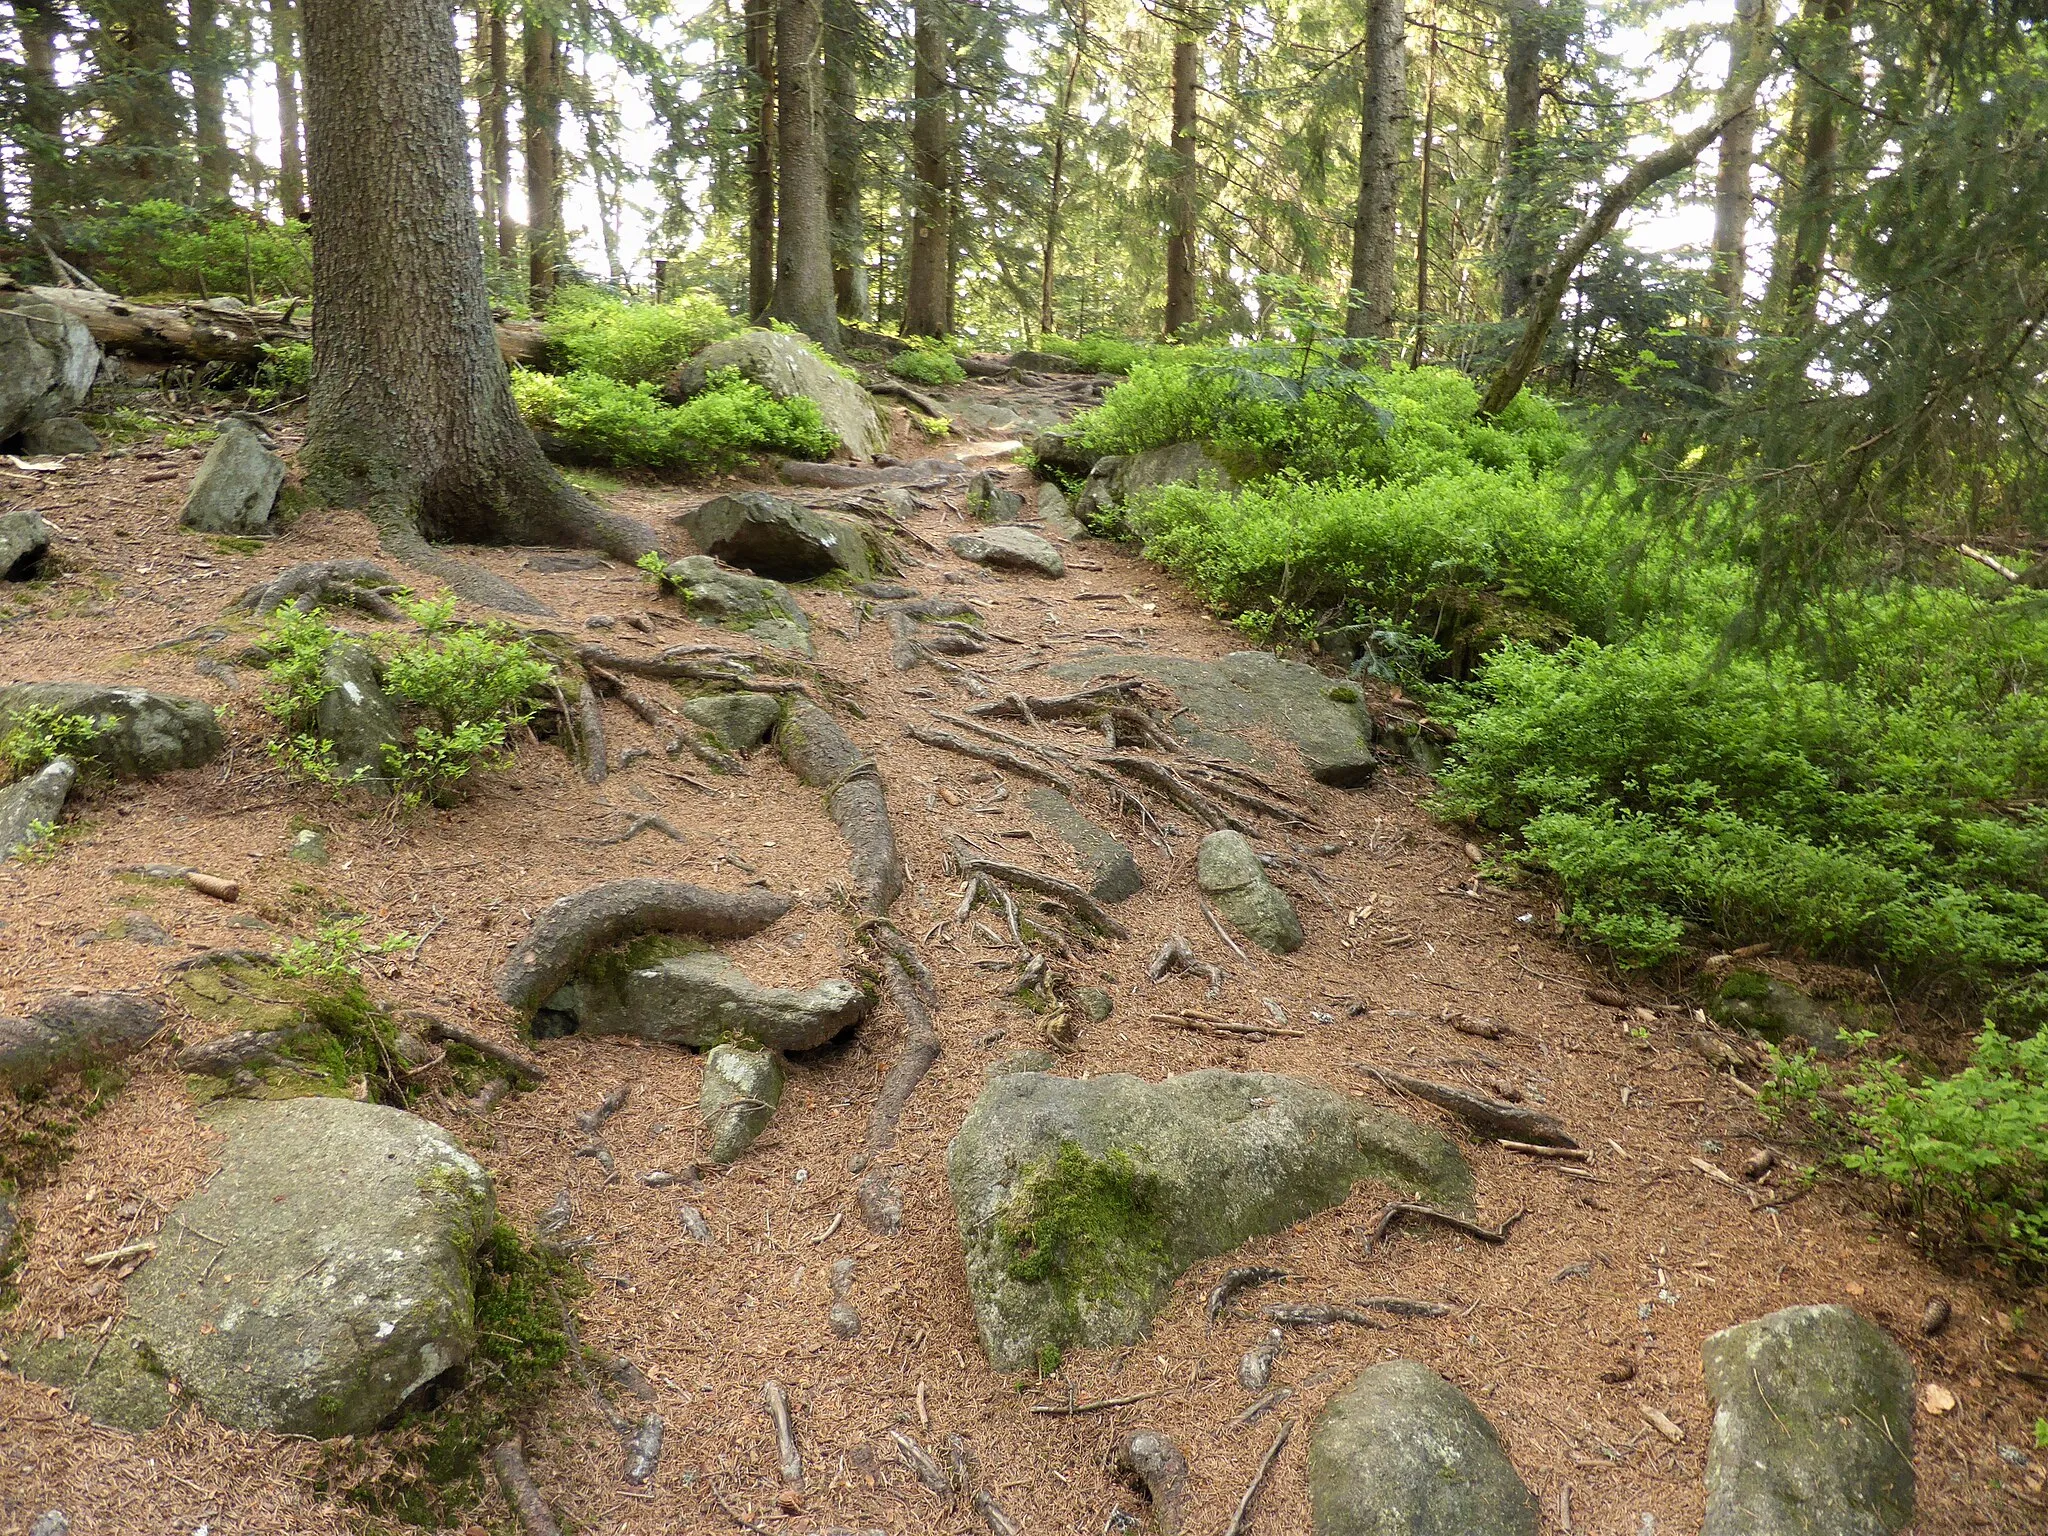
998 1142 1170 1323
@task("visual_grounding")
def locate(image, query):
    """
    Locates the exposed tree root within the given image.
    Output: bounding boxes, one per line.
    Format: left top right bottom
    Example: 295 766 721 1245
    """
1144 934 1222 996
490 1437 563 1536
1366 1201 1527 1250
776 701 903 913
1351 1063 1579 1148
574 682 608 784
1222 1419 1292 1536
856 942 941 1170
1116 1430 1192 1535
947 838 1130 940
374 521 557 617
907 724 1078 794
1206 1265 1287 1321
496 879 794 1015
408 1014 547 1081
229 559 405 620
576 645 814 696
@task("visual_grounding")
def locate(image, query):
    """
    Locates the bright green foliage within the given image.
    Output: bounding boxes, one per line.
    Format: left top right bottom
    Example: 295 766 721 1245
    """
66 201 311 298
508 366 837 473
889 346 967 385
0 707 110 782
275 916 413 983
1035 334 1154 375
1844 1026 2048 1268
543 289 743 385
252 341 312 402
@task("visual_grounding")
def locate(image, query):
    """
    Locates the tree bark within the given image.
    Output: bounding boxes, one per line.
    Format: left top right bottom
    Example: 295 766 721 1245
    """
522 11 561 307
1709 0 1770 368
745 0 777 318
1496 0 1544 318
902 0 951 337
269 0 307 220
1778 0 1849 336
297 0 657 613
766 0 840 347
1163 34 1199 337
189 0 235 203
1039 23 1085 337
1345 0 1407 340
823 0 868 321
1478 58 1767 417
14 0 67 224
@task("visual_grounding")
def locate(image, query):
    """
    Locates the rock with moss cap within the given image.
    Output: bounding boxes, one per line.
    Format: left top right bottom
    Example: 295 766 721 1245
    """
120 1096 495 1437
701 1041 784 1162
1702 1304 1914 1536
650 553 815 657
538 939 868 1052
682 690 783 753
0 682 222 778
946 1068 1472 1368
1197 830 1302 954
670 329 887 462
1710 971 1847 1057
1309 1361 1539 1536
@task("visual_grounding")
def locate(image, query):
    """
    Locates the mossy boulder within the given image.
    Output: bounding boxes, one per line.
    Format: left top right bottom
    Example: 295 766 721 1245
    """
1197 830 1302 954
179 420 284 535
1309 1361 1539 1536
0 991 163 1092
1710 971 1846 1057
0 682 222 778
947 1069 1471 1368
1702 1305 1914 1536
651 553 814 657
671 329 887 462
314 639 403 786
538 938 868 1052
123 1096 495 1437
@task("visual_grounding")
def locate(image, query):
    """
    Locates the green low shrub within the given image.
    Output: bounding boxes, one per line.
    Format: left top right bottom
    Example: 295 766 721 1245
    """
1036 333 1155 375
509 366 837 473
0 706 109 782
889 346 967 386
67 200 310 297
543 289 743 385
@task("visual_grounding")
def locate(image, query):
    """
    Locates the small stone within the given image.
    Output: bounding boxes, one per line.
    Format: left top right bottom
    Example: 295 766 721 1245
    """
1239 1330 1282 1390
1073 987 1114 1024
1197 830 1303 954
28 1513 69 1536
585 613 617 629
648 553 814 656
829 1302 863 1339
679 1204 714 1243
949 526 1065 578
179 420 285 534
966 471 1026 523
700 1041 784 1164
857 1169 903 1236
681 691 783 754
17 416 101 456
1037 481 1087 541
287 826 328 864
0 509 53 580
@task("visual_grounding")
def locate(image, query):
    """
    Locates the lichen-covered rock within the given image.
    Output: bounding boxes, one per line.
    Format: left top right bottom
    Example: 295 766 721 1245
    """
947 1069 1471 1368
1711 972 1847 1057
672 329 888 462
950 526 1065 578
1031 426 1102 477
539 940 868 1052
967 472 1026 523
0 992 164 1091
123 1096 495 1437
1115 441 1244 503
682 690 783 753
1309 1361 1540 1536
652 553 814 656
678 491 880 581
0 682 222 777
701 1041 784 1163
314 640 402 785
1702 1305 1914 1536
1197 830 1302 954
1052 650 1376 787
0 757 73 861
0 293 98 443
0 509 52 580
179 420 285 534
1026 786 1143 902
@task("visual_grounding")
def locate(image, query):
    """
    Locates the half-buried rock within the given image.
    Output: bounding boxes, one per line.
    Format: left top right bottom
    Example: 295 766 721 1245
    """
179 419 286 535
677 491 881 582
0 757 74 862
537 938 869 1051
1702 1304 1914 1536
950 526 1065 578
1026 786 1143 902
647 553 815 656
123 1096 495 1437
701 1041 785 1162
1310 1361 1539 1536
682 690 784 754
947 1069 1471 1368
0 682 222 777
1197 830 1302 954
314 639 403 785
0 509 52 579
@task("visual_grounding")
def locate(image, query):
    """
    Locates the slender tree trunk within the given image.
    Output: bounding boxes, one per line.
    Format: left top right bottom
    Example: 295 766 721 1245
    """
902 0 951 337
823 0 867 321
745 0 777 319
1779 0 1848 336
577 92 626 287
522 12 561 307
270 0 307 220
297 0 655 612
1479 61 1766 417
765 0 839 346
15 0 67 224
92 2 187 204
486 6 514 262
1345 0 1407 339
1709 0 1770 369
1039 27 1084 337
474 2 500 253
1162 33 1199 336
1408 12 1438 366
1496 0 1543 318
189 0 234 203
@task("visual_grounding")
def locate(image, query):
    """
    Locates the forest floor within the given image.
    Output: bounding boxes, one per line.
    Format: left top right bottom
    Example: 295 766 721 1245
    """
1 374 2044 1536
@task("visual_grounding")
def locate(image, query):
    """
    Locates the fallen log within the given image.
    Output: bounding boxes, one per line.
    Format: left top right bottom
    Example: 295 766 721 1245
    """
7 279 548 370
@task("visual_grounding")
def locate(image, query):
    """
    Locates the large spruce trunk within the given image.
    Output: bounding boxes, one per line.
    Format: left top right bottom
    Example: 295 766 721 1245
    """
902 0 951 337
823 0 868 322
766 0 841 347
1496 0 1544 319
298 0 655 612
1345 0 1407 340
745 0 778 319
1163 36 1198 337
270 0 308 220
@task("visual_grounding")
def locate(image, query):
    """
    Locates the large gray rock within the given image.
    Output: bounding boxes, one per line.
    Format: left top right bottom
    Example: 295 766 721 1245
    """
1037 481 1087 541
540 941 869 1052
967 472 1027 523
0 293 99 443
701 1041 785 1163
314 640 402 785
1031 427 1102 477
0 992 165 1091
681 690 783 753
1711 972 1847 1058
125 1097 494 1437
0 682 223 777
0 509 52 579
1309 1362 1540 1536
1026 786 1143 902
950 526 1065 578
1198 830 1302 954
1052 650 1376 787
1702 1305 1914 1536
179 420 285 534
17 416 101 457
673 329 888 462
0 757 73 862
678 491 880 582
947 1069 1471 1368
652 553 814 656
1074 441 1243 522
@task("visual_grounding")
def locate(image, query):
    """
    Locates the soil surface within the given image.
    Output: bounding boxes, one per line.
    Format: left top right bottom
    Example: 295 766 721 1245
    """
2 380 2044 1535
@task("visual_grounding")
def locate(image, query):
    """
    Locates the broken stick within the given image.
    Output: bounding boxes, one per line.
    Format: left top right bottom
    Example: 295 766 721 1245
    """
1350 1063 1579 1148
